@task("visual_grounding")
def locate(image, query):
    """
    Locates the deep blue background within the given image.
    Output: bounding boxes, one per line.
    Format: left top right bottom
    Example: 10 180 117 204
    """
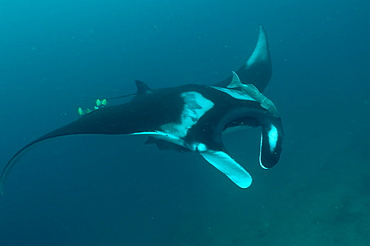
1 0 369 245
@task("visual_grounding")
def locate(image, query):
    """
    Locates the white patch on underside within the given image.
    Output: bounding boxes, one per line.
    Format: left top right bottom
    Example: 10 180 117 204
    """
210 86 256 101
160 91 214 139
258 124 278 170
268 125 278 152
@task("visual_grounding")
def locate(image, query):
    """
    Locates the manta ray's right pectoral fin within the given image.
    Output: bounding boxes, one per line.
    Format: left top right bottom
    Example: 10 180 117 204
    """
200 150 252 188
214 26 271 92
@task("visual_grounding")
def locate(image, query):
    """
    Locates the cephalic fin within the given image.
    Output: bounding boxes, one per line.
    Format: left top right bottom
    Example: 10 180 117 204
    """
200 150 252 188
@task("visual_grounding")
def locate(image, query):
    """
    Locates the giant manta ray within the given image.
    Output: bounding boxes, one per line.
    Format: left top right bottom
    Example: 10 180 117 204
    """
0 26 283 195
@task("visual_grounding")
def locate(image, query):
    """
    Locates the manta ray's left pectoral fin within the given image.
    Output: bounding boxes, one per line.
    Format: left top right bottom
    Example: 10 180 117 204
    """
200 150 252 188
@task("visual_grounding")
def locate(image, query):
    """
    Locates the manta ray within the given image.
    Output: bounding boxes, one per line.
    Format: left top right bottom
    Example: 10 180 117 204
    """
0 26 283 195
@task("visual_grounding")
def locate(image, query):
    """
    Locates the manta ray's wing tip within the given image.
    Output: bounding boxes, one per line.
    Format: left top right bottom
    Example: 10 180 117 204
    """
0 173 8 196
0 179 5 196
0 167 7 196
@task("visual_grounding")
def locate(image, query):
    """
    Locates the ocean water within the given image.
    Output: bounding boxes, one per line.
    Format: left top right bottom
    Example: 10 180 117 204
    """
0 0 369 245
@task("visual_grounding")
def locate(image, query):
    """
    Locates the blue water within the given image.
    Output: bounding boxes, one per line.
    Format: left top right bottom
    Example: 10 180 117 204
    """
1 0 369 245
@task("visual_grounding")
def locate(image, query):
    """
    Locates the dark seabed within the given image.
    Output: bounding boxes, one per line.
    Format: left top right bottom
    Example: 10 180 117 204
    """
0 0 369 245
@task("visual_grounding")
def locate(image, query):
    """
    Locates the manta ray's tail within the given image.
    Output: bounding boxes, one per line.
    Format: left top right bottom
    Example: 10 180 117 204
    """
215 25 271 92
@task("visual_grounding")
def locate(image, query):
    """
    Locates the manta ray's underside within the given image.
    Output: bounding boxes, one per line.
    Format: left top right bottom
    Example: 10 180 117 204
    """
0 26 283 195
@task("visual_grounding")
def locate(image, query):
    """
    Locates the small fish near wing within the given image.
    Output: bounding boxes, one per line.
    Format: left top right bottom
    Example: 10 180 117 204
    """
0 87 185 195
